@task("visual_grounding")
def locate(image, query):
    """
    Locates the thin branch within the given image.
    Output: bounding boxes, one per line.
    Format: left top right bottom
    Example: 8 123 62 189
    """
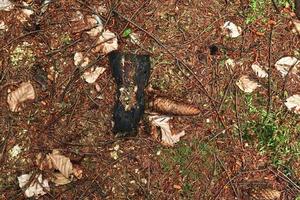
265 27 274 122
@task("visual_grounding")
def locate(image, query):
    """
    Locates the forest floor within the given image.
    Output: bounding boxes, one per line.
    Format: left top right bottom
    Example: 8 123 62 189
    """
0 0 300 199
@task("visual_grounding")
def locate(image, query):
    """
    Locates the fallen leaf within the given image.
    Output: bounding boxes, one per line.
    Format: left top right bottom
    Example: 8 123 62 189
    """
20 2 34 22
249 188 281 200
149 115 186 147
73 165 83 179
74 52 89 67
0 20 8 31
225 58 235 70
251 62 268 78
51 172 72 186
275 56 299 77
223 21 242 38
292 19 300 34
93 30 118 54
0 0 13 11
47 150 73 178
86 15 103 37
236 75 260 93
82 67 106 83
18 173 50 198
96 5 107 14
285 94 300 114
7 81 35 112
86 26 103 37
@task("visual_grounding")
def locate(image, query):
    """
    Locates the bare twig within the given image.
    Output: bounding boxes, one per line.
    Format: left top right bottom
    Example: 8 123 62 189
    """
45 38 82 56
271 0 281 13
268 167 300 192
265 27 274 122
0 30 42 52
215 155 240 199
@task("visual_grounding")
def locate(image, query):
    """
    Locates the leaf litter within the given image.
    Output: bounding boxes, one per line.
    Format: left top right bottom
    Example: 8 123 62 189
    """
73 52 106 83
7 81 35 112
222 21 242 38
0 0 13 11
18 173 50 198
275 56 300 77
285 94 300 114
1 1 299 199
251 62 268 78
149 115 186 147
236 75 260 93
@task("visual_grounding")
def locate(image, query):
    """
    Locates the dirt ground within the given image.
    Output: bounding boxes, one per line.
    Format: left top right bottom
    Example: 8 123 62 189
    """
0 0 300 199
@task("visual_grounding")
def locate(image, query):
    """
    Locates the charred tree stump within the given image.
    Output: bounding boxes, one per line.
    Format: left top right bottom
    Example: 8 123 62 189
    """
109 51 151 136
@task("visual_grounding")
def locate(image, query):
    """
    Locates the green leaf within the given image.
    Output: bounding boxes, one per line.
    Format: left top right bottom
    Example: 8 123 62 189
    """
122 28 132 37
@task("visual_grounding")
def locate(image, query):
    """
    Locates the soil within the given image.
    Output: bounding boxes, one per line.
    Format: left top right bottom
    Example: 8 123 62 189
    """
0 0 300 199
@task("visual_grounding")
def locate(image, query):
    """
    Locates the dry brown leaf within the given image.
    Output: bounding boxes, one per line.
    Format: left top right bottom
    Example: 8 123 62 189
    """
0 0 13 11
251 62 268 78
225 58 235 70
18 173 50 198
236 75 260 93
275 56 299 77
150 97 200 116
7 81 35 112
82 67 106 83
285 94 300 114
292 19 300 34
93 30 118 54
73 165 83 179
74 52 89 67
51 172 72 186
47 150 73 178
149 115 186 147
222 21 242 38
249 188 281 200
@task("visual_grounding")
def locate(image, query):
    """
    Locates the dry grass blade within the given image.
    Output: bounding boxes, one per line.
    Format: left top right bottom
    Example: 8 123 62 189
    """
150 97 200 116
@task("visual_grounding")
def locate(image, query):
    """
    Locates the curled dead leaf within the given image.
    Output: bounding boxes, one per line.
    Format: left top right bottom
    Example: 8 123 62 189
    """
51 172 72 186
225 58 235 70
0 0 14 11
285 94 300 114
7 81 35 112
74 52 90 67
223 21 242 38
293 19 300 34
73 165 83 179
46 150 73 178
82 67 106 83
236 75 260 93
251 62 268 78
93 30 118 54
149 115 186 147
18 173 50 198
149 97 200 116
275 56 299 77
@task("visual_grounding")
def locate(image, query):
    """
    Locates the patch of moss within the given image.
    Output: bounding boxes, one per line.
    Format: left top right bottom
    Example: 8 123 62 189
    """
10 42 35 68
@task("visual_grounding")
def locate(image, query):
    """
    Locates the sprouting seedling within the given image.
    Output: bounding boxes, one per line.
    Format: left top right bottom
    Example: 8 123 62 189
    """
122 28 132 38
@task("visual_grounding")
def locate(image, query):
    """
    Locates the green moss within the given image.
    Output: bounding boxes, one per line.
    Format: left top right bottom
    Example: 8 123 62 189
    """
10 42 35 68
